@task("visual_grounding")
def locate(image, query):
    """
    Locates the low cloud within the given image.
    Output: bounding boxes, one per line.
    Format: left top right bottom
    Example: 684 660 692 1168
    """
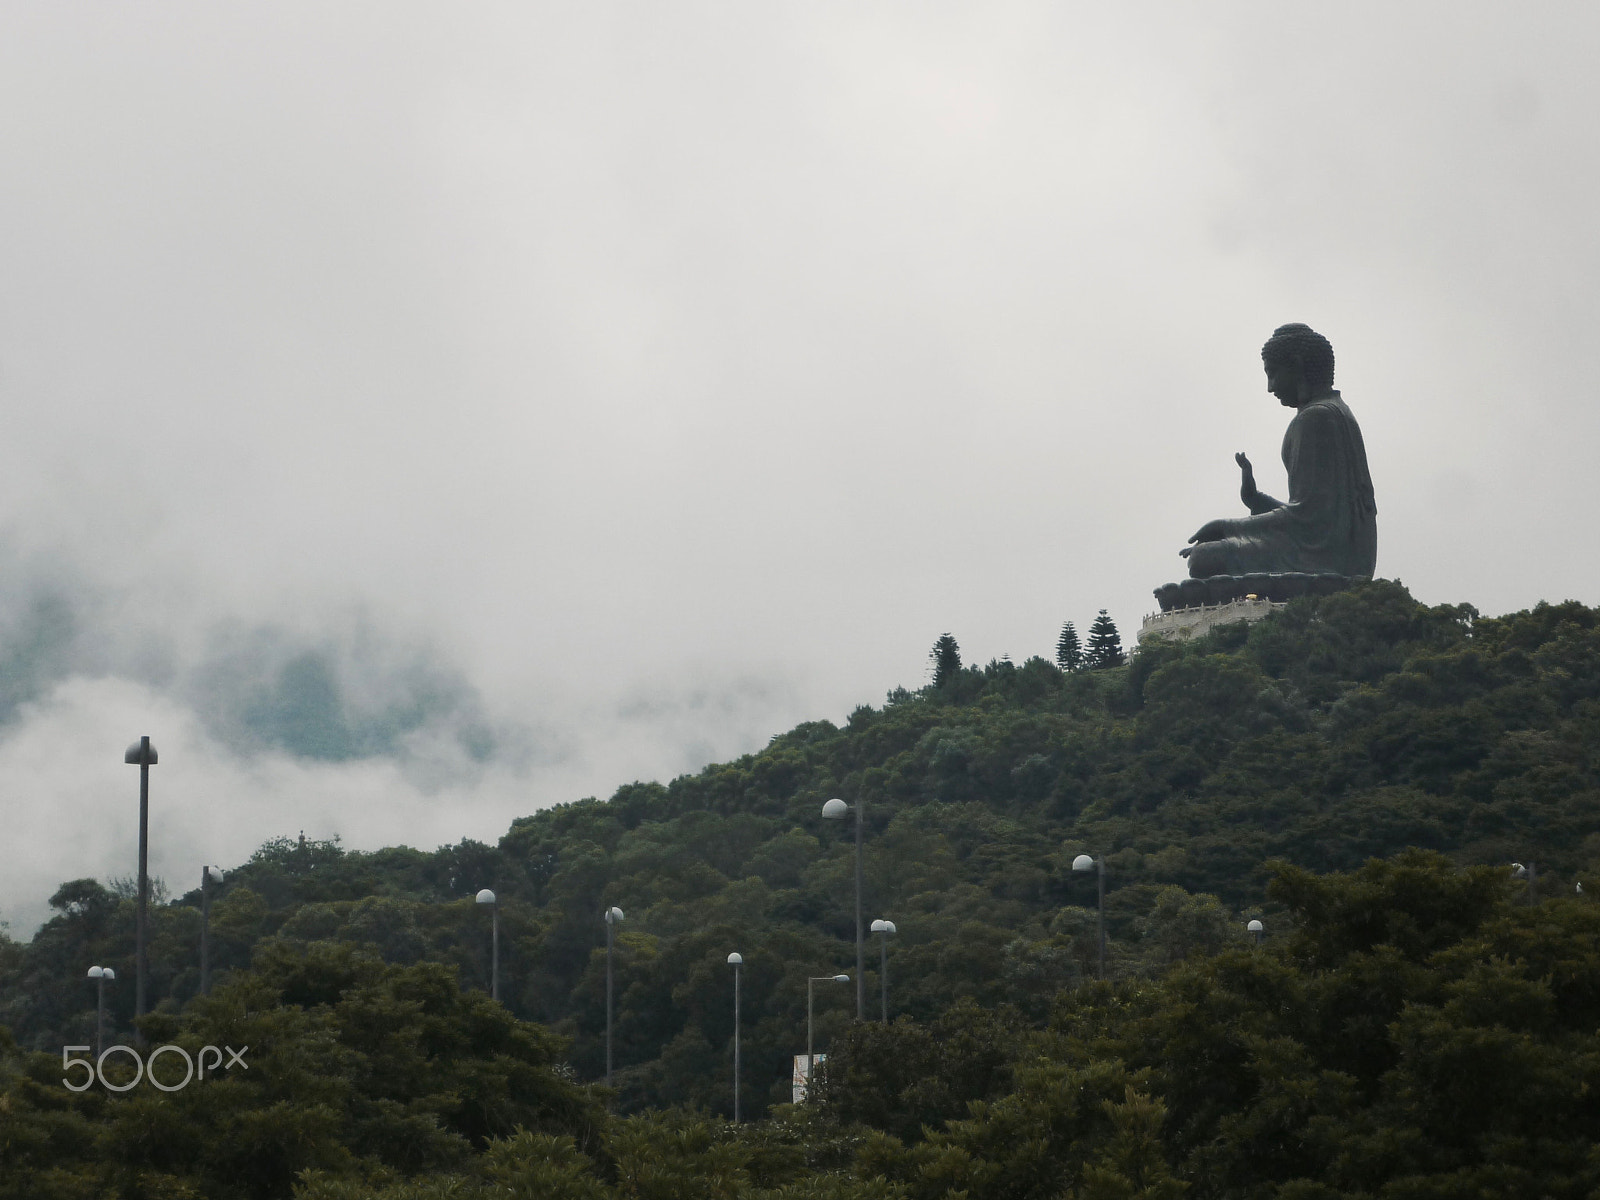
0 547 812 937
189 618 504 772
0 672 545 937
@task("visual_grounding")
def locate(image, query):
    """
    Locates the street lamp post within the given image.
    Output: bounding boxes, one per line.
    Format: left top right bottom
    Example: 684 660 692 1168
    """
87 966 115 1058
805 973 849 1101
821 797 865 1020
200 866 224 995
604 906 624 1087
870 919 896 1023
1072 853 1106 980
476 889 499 1002
1513 861 1538 904
727 952 743 1122
124 737 158 1020
1247 918 1264 946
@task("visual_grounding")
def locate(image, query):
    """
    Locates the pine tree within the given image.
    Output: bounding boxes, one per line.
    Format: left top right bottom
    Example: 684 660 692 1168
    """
1055 622 1083 672
930 633 962 688
1086 610 1125 669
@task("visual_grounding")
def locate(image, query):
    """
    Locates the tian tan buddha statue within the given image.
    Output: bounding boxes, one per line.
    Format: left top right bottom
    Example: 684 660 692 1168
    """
1156 324 1376 610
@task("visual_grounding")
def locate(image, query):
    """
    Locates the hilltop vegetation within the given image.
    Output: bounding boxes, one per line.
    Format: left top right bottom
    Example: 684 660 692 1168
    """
6 854 1600 1197
4 579 1600 1196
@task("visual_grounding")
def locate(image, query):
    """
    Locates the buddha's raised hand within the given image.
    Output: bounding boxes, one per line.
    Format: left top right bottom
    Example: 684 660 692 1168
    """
1236 452 1258 508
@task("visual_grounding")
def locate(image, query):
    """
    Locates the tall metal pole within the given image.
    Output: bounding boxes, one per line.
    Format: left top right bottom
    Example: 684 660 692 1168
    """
732 959 742 1123
854 799 864 1021
806 975 815 1092
879 932 889 1023
821 799 866 1020
1096 857 1106 981
803 974 846 1101
491 902 500 1003
137 745 149 1018
200 867 211 996
605 913 615 1087
96 976 105 1059
125 736 156 1021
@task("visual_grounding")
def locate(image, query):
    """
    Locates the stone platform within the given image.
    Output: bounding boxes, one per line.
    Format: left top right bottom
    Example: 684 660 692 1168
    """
1138 596 1286 645
1152 571 1363 612
1138 572 1368 646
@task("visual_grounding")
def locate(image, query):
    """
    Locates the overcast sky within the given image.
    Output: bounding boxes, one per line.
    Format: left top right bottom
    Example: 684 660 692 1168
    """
1 4 1596 934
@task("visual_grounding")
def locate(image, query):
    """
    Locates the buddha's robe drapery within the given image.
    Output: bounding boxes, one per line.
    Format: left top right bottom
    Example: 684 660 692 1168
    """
1190 392 1377 578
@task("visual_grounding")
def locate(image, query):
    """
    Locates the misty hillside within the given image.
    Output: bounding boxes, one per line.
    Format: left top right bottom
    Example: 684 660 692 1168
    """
5 579 1598 1120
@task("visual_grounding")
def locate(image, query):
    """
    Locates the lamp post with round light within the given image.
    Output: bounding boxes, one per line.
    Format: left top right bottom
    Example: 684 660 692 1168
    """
604 906 624 1087
870 919 896 1023
1247 918 1264 946
124 736 157 1019
200 866 224 995
87 966 115 1058
805 973 849 1100
821 797 865 1019
727 952 743 1121
1072 852 1106 980
476 889 499 1002
1512 861 1538 904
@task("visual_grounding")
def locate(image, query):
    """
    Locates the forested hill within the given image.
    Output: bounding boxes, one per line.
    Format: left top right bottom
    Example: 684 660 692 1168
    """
5 580 1600 1122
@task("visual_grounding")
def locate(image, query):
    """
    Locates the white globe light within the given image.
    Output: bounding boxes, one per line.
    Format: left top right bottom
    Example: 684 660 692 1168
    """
1072 854 1095 872
727 952 743 965
102 968 115 981
821 798 849 820
207 867 225 883
871 919 897 934
607 906 625 923
87 966 103 979
475 889 496 905
1247 919 1264 933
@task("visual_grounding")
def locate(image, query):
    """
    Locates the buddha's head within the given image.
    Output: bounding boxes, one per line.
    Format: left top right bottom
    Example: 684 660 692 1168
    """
1261 323 1335 407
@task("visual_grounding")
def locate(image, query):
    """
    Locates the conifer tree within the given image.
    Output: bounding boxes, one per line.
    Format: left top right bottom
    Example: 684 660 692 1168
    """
1086 610 1125 669
930 633 962 687
1055 622 1083 672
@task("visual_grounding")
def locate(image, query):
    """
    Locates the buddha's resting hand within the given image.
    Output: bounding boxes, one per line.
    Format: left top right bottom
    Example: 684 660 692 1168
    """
1236 452 1258 508
1180 518 1237 557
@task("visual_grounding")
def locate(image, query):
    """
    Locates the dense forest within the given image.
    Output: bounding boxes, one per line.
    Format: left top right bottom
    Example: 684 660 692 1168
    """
4 579 1600 1197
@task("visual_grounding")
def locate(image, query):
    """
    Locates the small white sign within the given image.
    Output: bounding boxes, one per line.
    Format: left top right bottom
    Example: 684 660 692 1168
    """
792 1053 825 1103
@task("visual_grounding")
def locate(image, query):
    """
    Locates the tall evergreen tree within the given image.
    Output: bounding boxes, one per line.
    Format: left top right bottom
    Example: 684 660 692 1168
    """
1055 622 1083 672
1085 610 1125 669
930 633 962 687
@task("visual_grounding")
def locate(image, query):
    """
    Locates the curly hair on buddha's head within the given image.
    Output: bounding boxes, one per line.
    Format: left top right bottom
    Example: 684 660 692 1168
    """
1261 323 1335 392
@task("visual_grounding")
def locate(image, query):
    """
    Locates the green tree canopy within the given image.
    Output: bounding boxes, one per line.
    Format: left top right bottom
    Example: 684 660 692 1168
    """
5 581 1600 1198
1056 622 1083 672
1086 610 1125 669
930 634 961 688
